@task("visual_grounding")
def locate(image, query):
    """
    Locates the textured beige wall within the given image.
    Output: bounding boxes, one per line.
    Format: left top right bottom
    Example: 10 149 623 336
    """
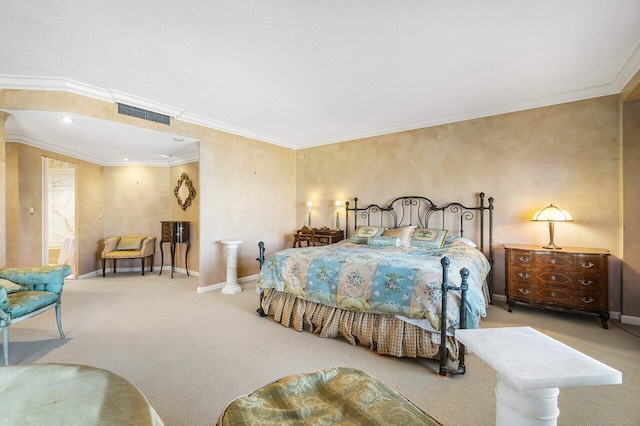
0 112 6 267
297 96 622 310
623 99 640 316
103 166 171 270
169 162 200 273
4 143 18 267
199 132 296 286
7 143 104 275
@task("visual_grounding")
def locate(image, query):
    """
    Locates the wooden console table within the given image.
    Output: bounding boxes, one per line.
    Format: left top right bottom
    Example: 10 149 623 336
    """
159 221 190 278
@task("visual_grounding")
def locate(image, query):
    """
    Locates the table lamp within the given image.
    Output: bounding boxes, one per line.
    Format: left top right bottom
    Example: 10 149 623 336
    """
335 200 342 230
532 204 573 249
307 201 313 226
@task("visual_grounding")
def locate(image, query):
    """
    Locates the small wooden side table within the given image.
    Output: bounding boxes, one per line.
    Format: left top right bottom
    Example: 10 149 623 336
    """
159 221 190 278
293 226 344 247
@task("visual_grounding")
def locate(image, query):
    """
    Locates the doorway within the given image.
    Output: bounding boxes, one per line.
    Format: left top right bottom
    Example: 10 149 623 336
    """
42 157 76 276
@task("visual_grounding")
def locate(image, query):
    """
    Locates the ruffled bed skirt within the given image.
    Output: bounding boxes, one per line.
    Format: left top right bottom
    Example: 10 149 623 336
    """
260 289 460 362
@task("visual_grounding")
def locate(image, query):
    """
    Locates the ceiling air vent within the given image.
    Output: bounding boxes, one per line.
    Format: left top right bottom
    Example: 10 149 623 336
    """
117 103 170 125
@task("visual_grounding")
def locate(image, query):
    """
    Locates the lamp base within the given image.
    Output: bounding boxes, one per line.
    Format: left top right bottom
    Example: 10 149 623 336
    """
542 244 562 250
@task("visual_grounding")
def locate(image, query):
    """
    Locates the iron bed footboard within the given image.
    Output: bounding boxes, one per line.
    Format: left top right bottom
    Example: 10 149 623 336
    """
255 242 470 376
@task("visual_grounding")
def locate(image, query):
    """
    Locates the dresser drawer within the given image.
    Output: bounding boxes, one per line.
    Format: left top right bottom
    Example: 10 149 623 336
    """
537 287 607 310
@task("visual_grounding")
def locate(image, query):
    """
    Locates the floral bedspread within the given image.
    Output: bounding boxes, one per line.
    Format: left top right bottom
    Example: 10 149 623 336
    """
258 238 490 332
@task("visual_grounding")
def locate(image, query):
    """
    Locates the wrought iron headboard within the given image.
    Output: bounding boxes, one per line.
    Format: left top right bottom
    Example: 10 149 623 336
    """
345 193 494 301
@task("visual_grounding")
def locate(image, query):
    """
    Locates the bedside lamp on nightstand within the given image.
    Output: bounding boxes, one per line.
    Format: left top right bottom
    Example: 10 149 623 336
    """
334 200 342 230
532 204 573 249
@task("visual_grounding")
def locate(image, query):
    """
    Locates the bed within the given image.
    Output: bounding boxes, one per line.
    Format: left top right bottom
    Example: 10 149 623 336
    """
256 193 494 375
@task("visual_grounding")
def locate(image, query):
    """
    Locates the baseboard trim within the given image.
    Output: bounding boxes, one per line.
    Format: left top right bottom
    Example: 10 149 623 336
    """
491 295 628 324
621 314 640 326
197 274 258 294
79 267 198 279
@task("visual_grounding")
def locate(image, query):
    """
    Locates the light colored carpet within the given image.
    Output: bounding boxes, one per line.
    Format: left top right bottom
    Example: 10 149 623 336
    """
6 273 640 425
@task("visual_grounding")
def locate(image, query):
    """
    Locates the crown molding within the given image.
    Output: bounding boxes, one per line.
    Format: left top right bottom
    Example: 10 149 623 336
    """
612 40 640 93
176 112 297 149
5 131 195 167
0 74 297 149
295 82 620 149
5 132 107 166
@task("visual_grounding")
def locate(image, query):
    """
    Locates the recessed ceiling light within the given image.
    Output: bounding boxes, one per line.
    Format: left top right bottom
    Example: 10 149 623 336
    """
173 137 184 142
59 116 75 123
123 157 129 161
162 154 174 158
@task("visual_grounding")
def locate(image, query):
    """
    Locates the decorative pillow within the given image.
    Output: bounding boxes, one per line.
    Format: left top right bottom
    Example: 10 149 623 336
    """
410 228 449 248
368 236 399 247
116 236 145 251
348 226 384 244
382 225 417 247
449 236 478 248
0 278 25 293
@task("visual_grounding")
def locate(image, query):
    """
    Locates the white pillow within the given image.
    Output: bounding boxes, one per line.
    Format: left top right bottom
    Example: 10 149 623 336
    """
382 225 417 247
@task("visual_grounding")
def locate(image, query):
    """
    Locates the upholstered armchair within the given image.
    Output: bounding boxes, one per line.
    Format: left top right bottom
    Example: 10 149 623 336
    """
0 264 71 365
101 234 156 277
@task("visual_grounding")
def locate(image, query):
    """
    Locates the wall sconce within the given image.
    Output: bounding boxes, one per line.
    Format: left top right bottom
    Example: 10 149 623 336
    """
335 200 342 230
307 201 313 227
532 204 573 249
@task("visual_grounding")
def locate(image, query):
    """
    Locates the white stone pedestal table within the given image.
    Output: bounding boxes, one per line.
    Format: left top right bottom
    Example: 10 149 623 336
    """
456 326 621 426
220 240 243 294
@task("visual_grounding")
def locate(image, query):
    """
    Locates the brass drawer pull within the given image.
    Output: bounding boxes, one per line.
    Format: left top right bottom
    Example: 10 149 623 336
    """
551 291 557 297
579 279 593 286
580 297 595 304
551 258 556 264
518 256 531 263
518 272 531 279
580 261 595 269
551 275 556 281
518 288 531 295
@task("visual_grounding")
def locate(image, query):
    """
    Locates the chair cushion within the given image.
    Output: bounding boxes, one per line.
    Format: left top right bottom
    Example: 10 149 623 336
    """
0 278 25 294
0 265 71 294
7 291 58 318
116 236 145 251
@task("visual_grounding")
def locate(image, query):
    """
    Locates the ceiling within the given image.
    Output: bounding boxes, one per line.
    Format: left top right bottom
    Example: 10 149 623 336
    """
2 1 640 165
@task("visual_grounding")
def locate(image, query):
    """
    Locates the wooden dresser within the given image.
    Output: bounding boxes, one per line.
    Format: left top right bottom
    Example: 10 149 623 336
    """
504 244 610 328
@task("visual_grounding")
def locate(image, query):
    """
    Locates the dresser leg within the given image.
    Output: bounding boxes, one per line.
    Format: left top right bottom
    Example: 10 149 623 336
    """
506 297 514 313
600 312 609 329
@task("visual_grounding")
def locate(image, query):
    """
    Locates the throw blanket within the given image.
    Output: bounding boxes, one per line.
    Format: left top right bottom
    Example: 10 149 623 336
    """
217 367 441 425
258 239 490 333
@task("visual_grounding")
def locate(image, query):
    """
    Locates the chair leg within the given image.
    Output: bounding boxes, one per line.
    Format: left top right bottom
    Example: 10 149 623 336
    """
55 303 65 338
2 326 8 366
113 259 117 274
102 259 106 277
141 257 145 275
149 255 154 273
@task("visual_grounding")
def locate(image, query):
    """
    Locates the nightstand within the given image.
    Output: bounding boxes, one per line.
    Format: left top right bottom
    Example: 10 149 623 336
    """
293 226 344 247
504 244 610 328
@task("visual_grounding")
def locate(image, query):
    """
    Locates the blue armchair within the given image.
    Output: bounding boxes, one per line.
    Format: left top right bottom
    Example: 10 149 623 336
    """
0 265 72 365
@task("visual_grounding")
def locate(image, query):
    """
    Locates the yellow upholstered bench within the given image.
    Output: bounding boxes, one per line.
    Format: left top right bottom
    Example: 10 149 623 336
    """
102 234 156 277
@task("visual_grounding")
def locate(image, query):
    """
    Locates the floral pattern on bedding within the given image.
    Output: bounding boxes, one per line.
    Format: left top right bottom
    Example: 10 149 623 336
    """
258 238 490 332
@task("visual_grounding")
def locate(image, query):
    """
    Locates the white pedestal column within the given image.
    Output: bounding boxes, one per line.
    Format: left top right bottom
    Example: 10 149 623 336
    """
220 240 243 294
495 375 560 425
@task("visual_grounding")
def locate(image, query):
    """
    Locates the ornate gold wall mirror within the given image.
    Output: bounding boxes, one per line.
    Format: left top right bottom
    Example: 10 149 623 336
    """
174 172 196 210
